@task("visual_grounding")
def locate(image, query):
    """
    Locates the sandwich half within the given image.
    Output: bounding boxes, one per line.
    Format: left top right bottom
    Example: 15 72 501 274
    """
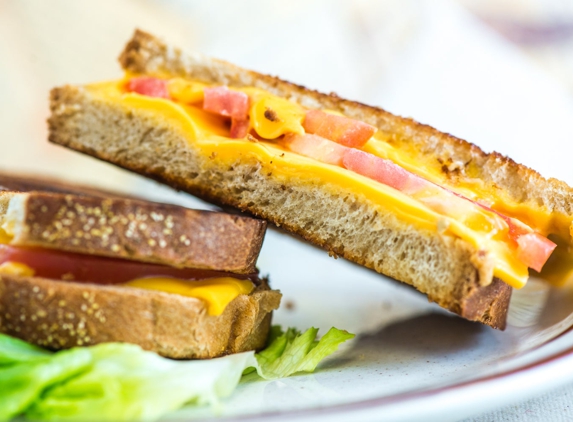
0 176 281 358
48 30 573 329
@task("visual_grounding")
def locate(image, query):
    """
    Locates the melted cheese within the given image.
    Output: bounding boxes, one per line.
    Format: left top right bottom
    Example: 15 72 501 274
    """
167 78 206 104
246 89 306 139
0 229 11 244
125 277 254 315
363 140 571 239
0 261 35 277
87 79 538 288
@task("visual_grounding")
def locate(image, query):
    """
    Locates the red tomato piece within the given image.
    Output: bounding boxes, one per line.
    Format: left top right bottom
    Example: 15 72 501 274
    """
516 233 557 272
283 133 349 166
230 119 250 139
342 149 427 194
0 245 256 284
453 194 556 270
127 77 170 99
303 110 376 148
203 86 249 120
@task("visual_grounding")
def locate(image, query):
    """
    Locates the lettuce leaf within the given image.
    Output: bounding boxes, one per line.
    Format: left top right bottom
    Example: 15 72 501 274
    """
0 334 52 365
0 347 92 421
0 325 354 421
26 343 254 422
249 326 355 380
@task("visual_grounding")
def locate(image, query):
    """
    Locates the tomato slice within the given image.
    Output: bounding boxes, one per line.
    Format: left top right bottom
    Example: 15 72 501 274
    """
0 245 256 284
303 110 376 148
203 86 249 120
516 233 557 272
342 149 427 194
283 133 349 166
230 119 250 139
127 77 170 99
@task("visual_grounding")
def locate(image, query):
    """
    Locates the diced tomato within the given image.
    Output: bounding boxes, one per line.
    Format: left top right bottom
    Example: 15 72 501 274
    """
230 119 250 139
342 149 427 194
0 245 256 284
283 133 349 166
516 233 557 272
303 110 376 148
203 86 249 120
450 190 556 270
127 77 170 99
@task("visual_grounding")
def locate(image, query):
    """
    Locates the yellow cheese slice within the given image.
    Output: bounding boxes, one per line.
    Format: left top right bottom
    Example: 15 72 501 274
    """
125 276 255 315
86 79 536 288
0 229 11 244
0 261 36 277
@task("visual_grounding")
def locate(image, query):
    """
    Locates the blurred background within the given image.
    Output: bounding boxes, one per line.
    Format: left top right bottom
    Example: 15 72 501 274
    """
1 0 573 196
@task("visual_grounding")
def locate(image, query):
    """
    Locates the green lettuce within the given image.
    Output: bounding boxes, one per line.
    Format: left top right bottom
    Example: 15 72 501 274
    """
0 326 354 421
0 347 92 421
27 343 253 422
248 326 355 379
0 334 52 365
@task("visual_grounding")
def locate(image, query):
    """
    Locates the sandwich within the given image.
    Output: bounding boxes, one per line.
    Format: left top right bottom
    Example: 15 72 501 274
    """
47 30 573 330
0 173 281 358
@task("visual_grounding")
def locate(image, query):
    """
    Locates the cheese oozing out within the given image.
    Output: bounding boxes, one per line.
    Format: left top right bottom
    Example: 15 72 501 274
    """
83 76 566 289
125 276 254 315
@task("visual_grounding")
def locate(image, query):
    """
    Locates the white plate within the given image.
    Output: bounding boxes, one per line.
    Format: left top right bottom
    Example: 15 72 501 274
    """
138 186 573 422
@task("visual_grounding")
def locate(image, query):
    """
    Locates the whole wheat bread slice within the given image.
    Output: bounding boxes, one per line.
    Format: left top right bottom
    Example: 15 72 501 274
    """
47 30 572 329
0 273 280 358
0 191 265 274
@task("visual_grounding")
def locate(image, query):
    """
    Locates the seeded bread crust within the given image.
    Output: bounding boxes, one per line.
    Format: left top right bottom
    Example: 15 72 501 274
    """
0 191 266 274
46 30 528 329
0 274 281 359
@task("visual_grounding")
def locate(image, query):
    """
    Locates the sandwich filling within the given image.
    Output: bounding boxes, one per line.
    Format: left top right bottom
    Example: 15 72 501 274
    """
0 244 255 316
81 76 567 289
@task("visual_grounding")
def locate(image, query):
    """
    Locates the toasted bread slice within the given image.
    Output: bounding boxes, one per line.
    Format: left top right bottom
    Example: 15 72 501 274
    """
0 191 266 274
0 274 280 358
48 30 573 329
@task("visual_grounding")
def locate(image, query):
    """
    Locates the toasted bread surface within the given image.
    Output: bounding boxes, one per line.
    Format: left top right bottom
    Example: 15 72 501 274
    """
0 274 280 358
48 83 511 328
1 191 266 274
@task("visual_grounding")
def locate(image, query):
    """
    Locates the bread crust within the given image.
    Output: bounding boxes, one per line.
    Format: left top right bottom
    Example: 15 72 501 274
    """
2 191 266 274
0 274 280 358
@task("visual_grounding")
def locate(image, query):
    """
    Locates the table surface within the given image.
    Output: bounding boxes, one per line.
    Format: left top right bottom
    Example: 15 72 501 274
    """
464 380 573 421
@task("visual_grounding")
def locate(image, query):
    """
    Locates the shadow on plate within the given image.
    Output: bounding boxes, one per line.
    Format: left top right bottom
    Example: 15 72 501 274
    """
322 312 489 370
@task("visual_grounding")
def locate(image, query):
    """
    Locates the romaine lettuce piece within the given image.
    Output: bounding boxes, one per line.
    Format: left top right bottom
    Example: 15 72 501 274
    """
0 348 92 421
0 334 52 365
27 343 254 422
249 326 355 380
0 325 354 421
